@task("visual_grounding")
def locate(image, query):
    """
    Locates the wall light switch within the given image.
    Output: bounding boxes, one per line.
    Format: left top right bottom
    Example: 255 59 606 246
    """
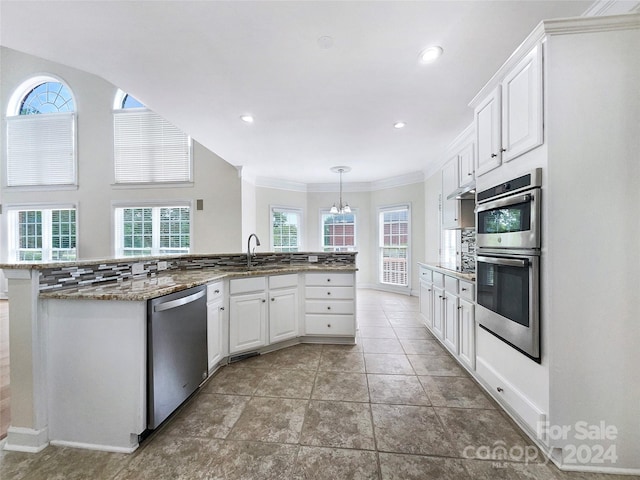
308 255 318 263
157 261 168 271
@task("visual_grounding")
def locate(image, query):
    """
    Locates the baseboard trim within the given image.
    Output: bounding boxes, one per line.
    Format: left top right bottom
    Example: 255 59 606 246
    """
49 439 139 454
3 426 49 453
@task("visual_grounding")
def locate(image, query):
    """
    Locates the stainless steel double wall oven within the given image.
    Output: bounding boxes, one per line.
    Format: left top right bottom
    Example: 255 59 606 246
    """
475 169 542 361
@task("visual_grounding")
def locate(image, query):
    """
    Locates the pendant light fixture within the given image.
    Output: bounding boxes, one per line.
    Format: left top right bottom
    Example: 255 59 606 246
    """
329 166 351 214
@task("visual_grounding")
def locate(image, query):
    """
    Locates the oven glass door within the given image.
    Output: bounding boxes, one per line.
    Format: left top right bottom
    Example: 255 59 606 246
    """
477 200 531 235
477 255 530 327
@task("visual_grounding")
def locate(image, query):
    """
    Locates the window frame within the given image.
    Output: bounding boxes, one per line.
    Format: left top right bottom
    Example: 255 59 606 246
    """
270 205 303 252
6 203 79 262
320 209 357 252
112 89 193 186
378 204 411 289
113 201 193 258
5 75 77 190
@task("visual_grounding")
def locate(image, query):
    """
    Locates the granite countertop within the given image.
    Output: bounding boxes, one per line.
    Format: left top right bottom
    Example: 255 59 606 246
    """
418 262 476 282
38 265 358 301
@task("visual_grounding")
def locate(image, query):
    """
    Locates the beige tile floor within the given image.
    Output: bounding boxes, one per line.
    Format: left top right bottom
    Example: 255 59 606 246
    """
0 290 637 479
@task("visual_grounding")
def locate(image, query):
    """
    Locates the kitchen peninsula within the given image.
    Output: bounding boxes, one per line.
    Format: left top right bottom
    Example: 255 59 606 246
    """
1 251 357 454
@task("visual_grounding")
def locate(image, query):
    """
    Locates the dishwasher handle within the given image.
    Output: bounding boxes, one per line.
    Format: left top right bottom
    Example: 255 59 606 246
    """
153 289 206 313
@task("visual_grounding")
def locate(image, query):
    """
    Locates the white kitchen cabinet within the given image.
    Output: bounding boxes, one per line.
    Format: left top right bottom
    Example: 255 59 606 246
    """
458 297 475 370
229 291 267 354
474 87 502 176
501 44 543 162
473 44 543 176
432 285 444 339
458 141 475 188
443 290 459 354
441 157 460 228
304 272 355 338
268 274 299 344
206 281 225 371
419 279 434 328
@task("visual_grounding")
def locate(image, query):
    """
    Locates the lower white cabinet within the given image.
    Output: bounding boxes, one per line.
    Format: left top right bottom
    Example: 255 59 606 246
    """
207 282 225 370
304 272 356 337
443 291 459 354
458 298 475 370
229 290 268 354
268 274 299 344
432 286 445 339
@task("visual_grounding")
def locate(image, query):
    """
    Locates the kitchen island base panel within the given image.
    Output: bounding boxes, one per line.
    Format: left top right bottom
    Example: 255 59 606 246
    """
2 426 49 453
45 299 147 453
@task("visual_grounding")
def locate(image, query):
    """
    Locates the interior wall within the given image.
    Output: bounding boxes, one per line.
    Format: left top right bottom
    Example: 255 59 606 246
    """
0 47 242 260
423 171 442 264
546 28 640 469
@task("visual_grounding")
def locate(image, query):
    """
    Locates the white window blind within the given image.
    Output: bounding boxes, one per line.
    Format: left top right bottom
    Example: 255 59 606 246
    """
6 113 76 186
114 110 191 183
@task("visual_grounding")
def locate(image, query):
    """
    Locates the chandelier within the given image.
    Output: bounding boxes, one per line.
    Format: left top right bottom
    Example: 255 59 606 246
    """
329 166 351 214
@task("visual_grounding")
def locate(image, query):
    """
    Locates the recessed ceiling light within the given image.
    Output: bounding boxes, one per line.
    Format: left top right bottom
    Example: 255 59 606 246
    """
419 45 443 64
393 122 406 129
240 115 254 123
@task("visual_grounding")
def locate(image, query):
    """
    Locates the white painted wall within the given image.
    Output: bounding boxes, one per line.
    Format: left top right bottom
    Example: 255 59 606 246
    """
255 186 307 250
0 47 242 261
423 171 442 264
545 27 640 470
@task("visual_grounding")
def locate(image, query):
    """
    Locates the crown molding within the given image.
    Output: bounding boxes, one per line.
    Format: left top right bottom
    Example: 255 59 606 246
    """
253 171 425 193
469 13 640 108
583 0 640 17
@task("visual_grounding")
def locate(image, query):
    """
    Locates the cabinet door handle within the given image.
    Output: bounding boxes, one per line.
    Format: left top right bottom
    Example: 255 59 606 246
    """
214 289 220 294
461 288 467 291
467 173 472 176
261 299 266 303
271 298 275 301
501 148 507 152
491 153 498 158
327 324 331 328
327 306 331 310
457 306 462 310
327 278 331 282
497 387 504 393
327 292 331 296
220 307 225 311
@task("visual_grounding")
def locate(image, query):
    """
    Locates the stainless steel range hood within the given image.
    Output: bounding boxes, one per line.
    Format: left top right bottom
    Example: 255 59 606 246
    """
446 183 476 200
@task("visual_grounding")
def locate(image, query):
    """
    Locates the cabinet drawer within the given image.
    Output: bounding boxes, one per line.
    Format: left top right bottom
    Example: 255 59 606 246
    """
230 276 266 295
207 282 224 302
268 273 299 290
459 280 475 301
445 276 458 294
305 286 354 300
305 299 354 315
419 266 432 282
432 273 444 288
305 273 354 287
305 314 355 336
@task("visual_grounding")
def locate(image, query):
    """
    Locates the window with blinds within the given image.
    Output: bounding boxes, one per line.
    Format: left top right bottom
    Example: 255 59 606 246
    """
113 108 192 184
7 207 77 261
115 205 191 257
321 211 356 252
271 207 302 252
6 79 76 187
379 206 410 287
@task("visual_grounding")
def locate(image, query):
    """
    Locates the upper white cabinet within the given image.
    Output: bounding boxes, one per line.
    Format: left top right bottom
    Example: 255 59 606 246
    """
441 124 476 229
501 45 543 162
457 142 475 188
473 43 543 176
474 87 503 176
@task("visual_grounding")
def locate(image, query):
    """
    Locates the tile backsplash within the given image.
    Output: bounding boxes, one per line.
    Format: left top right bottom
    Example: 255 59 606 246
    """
461 228 476 273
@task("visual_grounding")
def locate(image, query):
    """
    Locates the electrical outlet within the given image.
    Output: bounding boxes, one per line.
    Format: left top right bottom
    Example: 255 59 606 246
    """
308 255 318 263
132 263 145 275
157 261 168 271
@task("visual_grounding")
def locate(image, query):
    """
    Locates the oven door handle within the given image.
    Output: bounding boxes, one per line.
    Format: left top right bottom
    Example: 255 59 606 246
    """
476 192 533 212
477 255 528 268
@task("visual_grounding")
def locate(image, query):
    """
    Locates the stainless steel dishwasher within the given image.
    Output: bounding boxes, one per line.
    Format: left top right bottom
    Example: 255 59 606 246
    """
147 285 207 429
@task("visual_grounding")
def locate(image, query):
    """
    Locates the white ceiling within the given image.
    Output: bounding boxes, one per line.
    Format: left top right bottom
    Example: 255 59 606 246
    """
0 0 594 184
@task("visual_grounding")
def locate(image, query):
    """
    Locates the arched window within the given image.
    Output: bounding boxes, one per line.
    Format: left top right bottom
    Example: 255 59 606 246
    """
112 89 191 184
6 76 77 187
20 81 75 115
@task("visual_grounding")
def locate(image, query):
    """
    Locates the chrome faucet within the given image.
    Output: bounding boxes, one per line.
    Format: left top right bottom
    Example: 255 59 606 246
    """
247 233 261 268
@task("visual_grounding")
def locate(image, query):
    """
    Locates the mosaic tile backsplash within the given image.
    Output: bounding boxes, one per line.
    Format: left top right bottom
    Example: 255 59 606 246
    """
461 228 476 273
39 252 357 292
